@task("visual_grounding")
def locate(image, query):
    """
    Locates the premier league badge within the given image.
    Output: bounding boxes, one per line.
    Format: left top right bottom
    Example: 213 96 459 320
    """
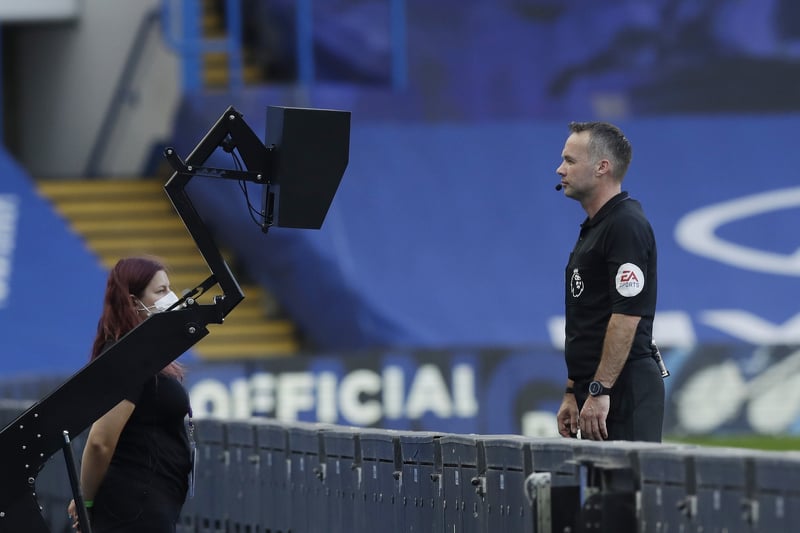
570 268 584 298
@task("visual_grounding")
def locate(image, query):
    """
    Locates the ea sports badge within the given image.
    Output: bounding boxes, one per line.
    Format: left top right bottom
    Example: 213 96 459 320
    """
615 263 644 296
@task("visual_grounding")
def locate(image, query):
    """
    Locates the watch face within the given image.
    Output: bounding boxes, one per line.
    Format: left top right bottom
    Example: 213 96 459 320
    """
589 381 602 396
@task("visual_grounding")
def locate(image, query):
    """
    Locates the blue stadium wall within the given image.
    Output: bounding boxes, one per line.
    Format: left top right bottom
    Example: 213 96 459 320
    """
173 103 800 352
169 101 800 439
0 149 108 376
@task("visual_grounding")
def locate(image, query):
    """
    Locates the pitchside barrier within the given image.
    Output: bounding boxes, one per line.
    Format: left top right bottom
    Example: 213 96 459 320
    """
3 402 799 533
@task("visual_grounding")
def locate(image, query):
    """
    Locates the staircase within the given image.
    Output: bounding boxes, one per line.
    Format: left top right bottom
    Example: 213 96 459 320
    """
36 178 300 361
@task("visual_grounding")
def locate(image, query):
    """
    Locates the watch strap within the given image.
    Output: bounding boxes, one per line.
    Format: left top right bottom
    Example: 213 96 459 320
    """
589 380 612 396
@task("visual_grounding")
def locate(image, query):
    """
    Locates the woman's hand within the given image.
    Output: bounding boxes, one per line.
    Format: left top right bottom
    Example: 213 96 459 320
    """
67 499 92 532
67 499 80 531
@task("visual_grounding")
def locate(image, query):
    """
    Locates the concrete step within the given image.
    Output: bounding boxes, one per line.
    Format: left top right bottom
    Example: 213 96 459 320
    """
52 199 175 219
70 218 189 237
38 178 163 196
194 334 300 359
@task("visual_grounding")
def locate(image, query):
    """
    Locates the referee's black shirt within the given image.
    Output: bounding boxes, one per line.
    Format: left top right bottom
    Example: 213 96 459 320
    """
564 191 657 381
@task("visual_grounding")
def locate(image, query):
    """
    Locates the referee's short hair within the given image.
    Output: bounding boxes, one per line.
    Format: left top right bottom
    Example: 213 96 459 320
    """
568 121 632 180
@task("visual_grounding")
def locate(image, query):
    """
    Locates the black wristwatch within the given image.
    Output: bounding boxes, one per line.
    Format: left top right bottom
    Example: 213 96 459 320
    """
588 380 612 397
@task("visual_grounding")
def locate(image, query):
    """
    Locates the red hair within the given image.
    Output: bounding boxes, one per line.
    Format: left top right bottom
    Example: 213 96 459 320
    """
91 256 184 380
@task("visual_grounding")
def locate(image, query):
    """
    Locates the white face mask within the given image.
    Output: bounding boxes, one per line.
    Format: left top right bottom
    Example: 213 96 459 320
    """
138 291 180 315
153 290 180 312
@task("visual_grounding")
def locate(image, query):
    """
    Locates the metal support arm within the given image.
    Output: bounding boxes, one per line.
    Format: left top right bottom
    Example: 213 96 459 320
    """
0 105 317 532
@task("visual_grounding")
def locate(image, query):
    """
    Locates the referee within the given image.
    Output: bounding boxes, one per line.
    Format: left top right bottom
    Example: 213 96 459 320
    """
554 121 664 442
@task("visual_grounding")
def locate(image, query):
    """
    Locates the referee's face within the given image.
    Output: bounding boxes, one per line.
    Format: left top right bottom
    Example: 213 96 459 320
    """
556 131 596 201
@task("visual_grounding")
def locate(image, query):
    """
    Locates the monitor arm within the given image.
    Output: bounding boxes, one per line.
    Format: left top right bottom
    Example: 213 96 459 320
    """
0 106 291 532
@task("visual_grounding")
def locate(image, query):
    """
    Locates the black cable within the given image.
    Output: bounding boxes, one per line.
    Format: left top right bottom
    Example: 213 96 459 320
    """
230 150 266 228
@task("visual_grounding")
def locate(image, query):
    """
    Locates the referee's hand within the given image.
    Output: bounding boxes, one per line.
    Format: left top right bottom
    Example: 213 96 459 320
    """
579 395 610 440
556 394 579 438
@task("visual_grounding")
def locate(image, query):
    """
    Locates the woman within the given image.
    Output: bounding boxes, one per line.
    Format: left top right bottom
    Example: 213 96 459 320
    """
68 256 192 532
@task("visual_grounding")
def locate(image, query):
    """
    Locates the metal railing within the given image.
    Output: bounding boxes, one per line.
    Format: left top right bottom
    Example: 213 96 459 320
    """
18 410 796 533
161 0 243 93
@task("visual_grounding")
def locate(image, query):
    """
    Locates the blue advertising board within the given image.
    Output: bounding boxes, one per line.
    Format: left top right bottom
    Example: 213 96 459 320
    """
184 343 800 437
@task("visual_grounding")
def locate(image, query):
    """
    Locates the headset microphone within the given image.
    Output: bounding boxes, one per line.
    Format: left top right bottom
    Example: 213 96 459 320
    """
555 183 563 191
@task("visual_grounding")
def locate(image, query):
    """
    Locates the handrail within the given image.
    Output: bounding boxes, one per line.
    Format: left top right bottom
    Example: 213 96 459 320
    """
161 0 244 92
83 8 160 177
296 0 315 85
224 0 244 92
390 0 408 90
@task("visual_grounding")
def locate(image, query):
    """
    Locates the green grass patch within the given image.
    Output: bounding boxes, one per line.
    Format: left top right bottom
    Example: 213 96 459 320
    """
666 434 800 451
